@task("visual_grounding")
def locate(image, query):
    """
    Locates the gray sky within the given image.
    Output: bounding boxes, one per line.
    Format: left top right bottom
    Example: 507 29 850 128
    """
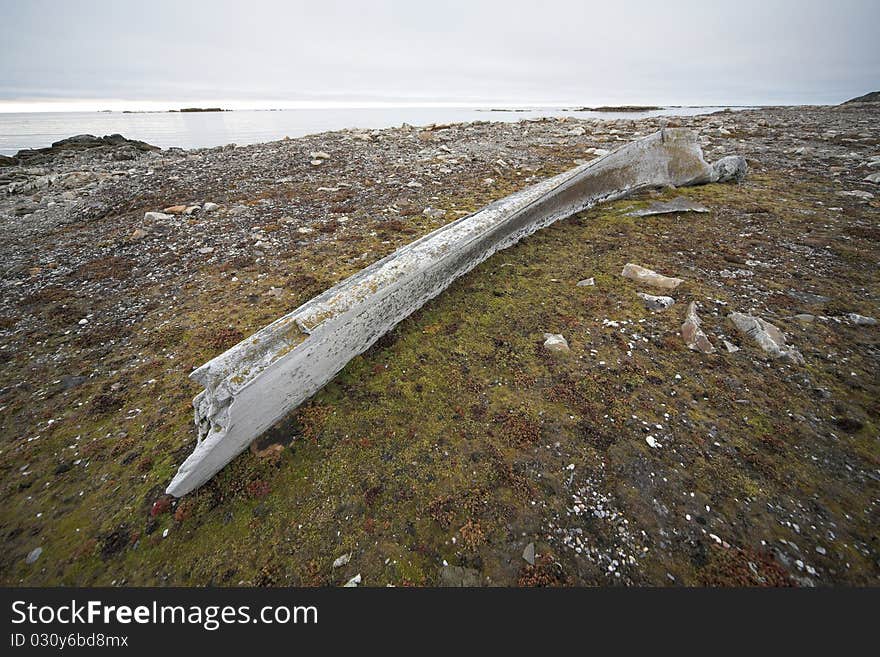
1 0 878 109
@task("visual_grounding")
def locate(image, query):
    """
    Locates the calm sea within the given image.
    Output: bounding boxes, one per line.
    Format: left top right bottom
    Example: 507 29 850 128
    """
0 106 733 156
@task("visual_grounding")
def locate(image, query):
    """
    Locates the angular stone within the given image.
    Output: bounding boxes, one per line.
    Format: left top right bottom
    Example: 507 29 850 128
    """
621 263 683 289
681 302 715 353
523 542 536 565
576 278 595 287
728 312 804 364
710 155 748 183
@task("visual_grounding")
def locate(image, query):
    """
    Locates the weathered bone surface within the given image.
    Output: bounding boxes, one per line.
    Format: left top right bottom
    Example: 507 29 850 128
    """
167 128 735 496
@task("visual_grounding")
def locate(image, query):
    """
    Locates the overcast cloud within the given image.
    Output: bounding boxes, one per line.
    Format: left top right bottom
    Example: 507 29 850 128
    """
1 0 878 109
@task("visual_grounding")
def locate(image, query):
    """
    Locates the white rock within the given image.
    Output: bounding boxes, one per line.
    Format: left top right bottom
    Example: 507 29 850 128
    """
645 436 659 448
26 547 42 564
723 340 740 353
576 278 595 287
543 333 570 353
847 313 877 326
621 263 683 289
310 151 331 160
637 292 675 311
332 552 352 569
144 211 172 221
202 202 220 212
522 542 536 565
837 190 874 201
343 574 361 587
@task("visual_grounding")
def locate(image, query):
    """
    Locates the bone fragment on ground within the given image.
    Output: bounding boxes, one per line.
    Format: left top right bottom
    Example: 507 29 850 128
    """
167 128 742 496
681 302 715 353
621 263 684 289
626 196 709 217
728 312 804 364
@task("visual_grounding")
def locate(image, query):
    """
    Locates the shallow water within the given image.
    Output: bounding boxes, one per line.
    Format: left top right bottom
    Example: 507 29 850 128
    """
0 106 735 155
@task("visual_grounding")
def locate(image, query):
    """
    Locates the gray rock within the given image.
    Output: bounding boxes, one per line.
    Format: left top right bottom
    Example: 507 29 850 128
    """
837 190 874 201
26 547 42 564
543 333 570 353
202 202 220 212
681 302 715 353
728 312 804 364
332 552 352 569
863 173 880 184
576 277 595 287
144 211 172 221
846 313 877 326
342 573 361 587
522 542 536 565
637 292 675 311
710 155 748 183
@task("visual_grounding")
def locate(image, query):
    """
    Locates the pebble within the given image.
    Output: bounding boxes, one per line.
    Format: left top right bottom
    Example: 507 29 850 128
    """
26 547 42 564
332 552 352 569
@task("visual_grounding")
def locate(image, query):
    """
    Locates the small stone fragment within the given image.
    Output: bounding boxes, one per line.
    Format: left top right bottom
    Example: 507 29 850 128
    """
343 573 361 587
576 277 595 287
423 207 446 219
522 542 536 565
129 228 148 241
862 173 880 184
621 263 683 289
645 436 659 448
723 340 740 353
202 202 219 212
310 151 330 160
681 302 715 353
26 547 43 564
332 552 352 569
637 292 675 311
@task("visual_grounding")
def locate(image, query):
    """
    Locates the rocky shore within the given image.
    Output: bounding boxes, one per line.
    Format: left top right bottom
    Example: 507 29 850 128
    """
1 103 878 586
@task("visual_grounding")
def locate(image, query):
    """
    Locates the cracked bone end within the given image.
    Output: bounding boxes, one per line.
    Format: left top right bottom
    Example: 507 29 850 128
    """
710 155 748 183
682 302 715 353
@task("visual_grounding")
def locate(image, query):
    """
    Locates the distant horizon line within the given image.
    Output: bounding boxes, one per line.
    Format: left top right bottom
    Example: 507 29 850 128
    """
0 98 841 114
